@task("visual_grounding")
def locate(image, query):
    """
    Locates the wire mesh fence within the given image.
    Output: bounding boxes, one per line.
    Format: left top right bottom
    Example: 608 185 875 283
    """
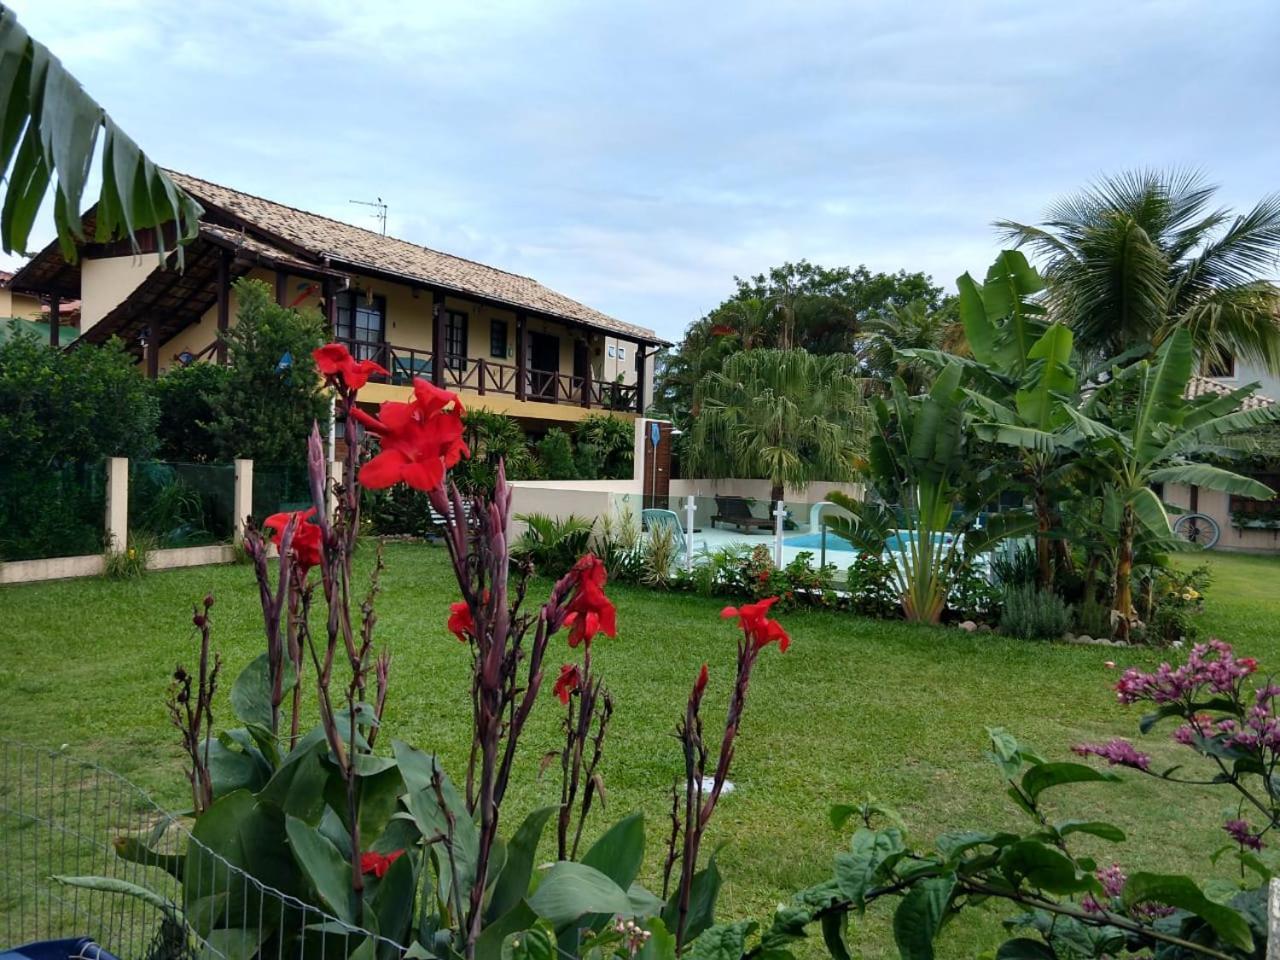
0 741 407 960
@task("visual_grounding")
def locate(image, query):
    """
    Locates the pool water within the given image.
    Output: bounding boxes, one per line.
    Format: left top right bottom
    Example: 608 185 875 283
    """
784 531 953 553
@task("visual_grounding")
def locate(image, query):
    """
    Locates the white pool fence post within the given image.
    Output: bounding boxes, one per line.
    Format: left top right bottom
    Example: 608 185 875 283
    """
773 499 785 568
1269 877 1280 958
684 495 696 573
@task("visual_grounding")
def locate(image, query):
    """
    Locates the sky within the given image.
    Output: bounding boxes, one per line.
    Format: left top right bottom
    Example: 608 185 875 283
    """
8 0 1280 343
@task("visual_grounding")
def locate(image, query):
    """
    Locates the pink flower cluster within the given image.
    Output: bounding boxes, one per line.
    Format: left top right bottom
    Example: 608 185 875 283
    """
1114 640 1257 706
1071 738 1151 771
1224 818 1264 851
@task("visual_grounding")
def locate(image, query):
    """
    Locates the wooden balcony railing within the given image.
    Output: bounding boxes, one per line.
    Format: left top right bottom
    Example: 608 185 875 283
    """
337 338 639 413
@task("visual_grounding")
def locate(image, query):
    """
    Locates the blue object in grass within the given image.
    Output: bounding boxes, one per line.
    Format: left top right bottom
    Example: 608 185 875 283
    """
276 351 293 374
0 938 120 960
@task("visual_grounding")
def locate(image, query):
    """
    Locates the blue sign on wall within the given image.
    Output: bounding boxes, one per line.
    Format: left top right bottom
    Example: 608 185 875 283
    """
649 421 662 448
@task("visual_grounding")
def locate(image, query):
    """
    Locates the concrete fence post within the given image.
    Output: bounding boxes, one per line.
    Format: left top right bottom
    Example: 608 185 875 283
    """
233 459 254 544
1268 878 1280 958
105 457 129 552
328 459 341 520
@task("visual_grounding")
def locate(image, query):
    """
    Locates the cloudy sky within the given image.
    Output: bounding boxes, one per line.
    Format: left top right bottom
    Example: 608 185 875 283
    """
9 1 1280 341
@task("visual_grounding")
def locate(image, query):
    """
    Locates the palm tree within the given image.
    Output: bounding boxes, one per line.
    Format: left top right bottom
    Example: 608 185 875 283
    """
686 349 868 502
0 8 199 260
855 299 966 393
996 170 1280 372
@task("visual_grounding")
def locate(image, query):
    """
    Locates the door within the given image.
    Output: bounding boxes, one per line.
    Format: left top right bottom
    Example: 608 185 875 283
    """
528 332 559 401
573 339 591 402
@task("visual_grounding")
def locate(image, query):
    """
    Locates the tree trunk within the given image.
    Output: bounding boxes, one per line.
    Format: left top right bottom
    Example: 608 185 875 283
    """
770 483 784 505
1113 504 1135 642
1034 489 1053 588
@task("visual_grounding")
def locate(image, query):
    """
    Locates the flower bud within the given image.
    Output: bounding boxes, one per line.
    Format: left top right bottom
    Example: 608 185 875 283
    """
203 593 215 609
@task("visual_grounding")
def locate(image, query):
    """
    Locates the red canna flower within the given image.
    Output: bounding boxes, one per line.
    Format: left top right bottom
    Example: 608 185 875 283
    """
447 600 474 642
313 343 389 391
721 596 790 652
262 507 324 571
352 378 469 492
553 663 582 704
563 554 616 648
359 848 405 878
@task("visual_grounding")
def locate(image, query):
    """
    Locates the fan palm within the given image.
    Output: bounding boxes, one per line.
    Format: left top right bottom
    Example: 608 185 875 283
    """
855 299 967 393
996 170 1280 372
687 349 869 502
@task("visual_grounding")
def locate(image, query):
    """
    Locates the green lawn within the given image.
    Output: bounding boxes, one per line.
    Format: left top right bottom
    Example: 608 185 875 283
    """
1 544 1278 957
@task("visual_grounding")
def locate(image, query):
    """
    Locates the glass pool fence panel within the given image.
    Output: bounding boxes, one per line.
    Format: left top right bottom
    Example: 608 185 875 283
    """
128 461 237 548
0 461 106 562
251 463 312 524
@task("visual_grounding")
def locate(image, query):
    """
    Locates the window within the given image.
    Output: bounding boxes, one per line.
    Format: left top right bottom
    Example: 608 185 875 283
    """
335 291 385 361
607 344 616 358
490 319 509 359
444 310 468 373
617 345 626 362
1204 348 1236 379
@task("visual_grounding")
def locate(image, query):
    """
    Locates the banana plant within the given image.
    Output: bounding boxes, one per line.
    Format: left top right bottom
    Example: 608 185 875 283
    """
826 363 1032 623
1069 327 1280 639
906 251 1083 588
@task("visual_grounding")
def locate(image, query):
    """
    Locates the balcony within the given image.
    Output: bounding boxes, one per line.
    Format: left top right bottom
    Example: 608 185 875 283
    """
338 338 640 413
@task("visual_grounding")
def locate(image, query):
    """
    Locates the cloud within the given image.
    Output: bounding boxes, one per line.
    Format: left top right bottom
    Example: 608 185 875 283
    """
6 0 1280 341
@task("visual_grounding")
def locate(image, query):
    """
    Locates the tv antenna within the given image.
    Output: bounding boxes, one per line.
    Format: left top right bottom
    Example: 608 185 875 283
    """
349 197 388 235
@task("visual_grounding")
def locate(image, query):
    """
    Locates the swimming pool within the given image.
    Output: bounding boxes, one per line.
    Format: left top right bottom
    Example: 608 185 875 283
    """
784 530 954 553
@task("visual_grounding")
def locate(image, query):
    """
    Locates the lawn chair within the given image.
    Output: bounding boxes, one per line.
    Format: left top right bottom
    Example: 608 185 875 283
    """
710 495 773 533
641 508 696 561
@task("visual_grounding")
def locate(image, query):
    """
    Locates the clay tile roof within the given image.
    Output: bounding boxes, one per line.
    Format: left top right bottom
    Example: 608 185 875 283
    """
1185 374 1276 411
162 170 667 346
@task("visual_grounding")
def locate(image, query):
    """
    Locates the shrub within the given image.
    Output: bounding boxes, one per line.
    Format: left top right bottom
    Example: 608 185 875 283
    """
641 521 678 587
511 512 594 576
576 413 634 478
948 561 1002 623
1141 563 1211 645
593 504 645 583
846 551 899 618
999 582 1073 640
206 278 327 464
0 329 157 469
991 540 1038 588
152 361 229 462
534 427 578 480
363 484 439 539
103 531 155 580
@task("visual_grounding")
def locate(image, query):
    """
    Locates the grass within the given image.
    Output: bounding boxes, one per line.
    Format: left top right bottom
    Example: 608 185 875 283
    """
1 543 1278 958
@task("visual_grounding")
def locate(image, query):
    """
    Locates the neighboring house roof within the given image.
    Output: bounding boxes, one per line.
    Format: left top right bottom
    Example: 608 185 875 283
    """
161 170 666 345
1186 374 1276 411
0 317 77 346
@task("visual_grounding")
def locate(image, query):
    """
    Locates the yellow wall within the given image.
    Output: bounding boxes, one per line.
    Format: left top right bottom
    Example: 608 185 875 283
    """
0 288 43 319
81 255 157 334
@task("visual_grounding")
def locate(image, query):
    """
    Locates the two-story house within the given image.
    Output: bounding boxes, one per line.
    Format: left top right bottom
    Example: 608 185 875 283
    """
9 171 669 427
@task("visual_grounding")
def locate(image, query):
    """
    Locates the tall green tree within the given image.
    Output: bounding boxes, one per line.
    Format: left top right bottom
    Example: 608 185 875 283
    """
997 170 1280 371
207 278 327 464
655 261 943 423
687 349 868 502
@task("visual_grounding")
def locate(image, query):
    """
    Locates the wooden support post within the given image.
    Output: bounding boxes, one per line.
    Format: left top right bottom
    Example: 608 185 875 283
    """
431 290 446 387
634 345 646 413
233 459 254 545
145 327 159 379
515 311 528 400
275 270 288 306
48 295 60 348
581 369 591 408
476 357 487 396
105 457 129 553
322 278 336 336
216 249 231 364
